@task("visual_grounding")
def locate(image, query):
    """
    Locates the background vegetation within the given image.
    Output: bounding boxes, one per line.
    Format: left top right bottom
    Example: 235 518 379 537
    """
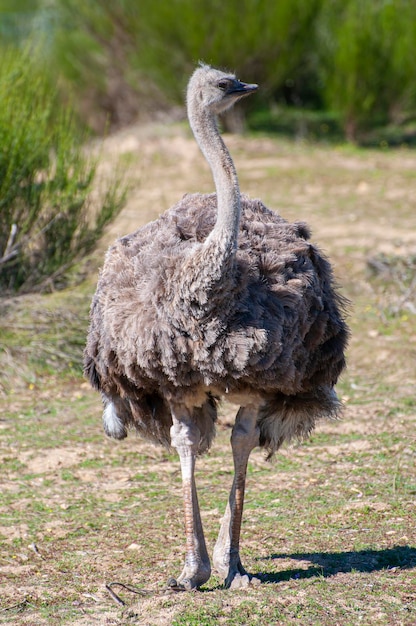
0 43 125 293
1 0 416 141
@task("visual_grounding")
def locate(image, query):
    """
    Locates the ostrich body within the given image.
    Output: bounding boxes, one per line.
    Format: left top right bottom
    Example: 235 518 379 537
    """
84 65 348 590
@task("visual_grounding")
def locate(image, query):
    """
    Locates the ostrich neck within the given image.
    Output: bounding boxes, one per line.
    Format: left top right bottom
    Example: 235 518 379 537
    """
190 107 241 252
169 100 241 323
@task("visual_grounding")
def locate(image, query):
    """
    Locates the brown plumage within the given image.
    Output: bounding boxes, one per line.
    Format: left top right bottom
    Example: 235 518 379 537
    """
85 193 346 452
84 65 348 590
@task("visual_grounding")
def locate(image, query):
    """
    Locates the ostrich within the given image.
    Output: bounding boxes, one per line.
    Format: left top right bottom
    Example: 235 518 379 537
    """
84 64 348 591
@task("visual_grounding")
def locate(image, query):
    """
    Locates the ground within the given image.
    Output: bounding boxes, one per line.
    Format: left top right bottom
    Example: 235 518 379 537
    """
0 124 415 625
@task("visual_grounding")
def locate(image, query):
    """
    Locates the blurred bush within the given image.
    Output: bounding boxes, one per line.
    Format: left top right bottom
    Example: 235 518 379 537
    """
2 0 416 141
49 0 322 131
318 0 416 141
0 44 125 293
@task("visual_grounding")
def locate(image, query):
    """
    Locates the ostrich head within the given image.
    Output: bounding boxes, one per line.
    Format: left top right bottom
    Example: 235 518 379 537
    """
187 64 258 115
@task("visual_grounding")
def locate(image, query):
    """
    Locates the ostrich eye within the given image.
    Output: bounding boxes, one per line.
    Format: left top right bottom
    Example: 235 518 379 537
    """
217 80 228 91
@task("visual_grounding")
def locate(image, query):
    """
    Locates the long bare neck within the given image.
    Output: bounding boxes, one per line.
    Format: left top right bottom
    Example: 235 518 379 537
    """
166 94 241 321
188 103 240 253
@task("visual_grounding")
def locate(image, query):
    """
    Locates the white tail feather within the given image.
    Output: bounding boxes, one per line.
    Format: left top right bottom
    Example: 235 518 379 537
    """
103 402 126 439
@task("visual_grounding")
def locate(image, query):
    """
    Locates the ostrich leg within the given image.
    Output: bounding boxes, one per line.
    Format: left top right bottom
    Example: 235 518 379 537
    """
169 405 211 590
213 405 259 589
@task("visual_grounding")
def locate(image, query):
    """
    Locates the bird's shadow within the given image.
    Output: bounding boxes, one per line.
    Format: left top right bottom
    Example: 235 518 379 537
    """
251 545 416 584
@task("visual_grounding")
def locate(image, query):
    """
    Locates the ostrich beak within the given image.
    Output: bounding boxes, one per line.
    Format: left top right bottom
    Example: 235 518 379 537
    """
230 80 258 97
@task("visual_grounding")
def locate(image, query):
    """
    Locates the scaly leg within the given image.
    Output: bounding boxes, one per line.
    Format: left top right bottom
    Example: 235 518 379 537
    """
213 405 259 589
169 405 211 590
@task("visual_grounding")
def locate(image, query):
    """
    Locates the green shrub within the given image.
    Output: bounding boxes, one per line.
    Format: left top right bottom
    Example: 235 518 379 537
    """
51 0 322 129
318 0 416 141
130 0 321 97
6 1 416 143
0 45 125 293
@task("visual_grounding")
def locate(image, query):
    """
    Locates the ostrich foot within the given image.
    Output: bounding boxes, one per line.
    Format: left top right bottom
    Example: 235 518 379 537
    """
213 552 251 589
226 562 251 590
167 563 211 591
229 572 251 590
